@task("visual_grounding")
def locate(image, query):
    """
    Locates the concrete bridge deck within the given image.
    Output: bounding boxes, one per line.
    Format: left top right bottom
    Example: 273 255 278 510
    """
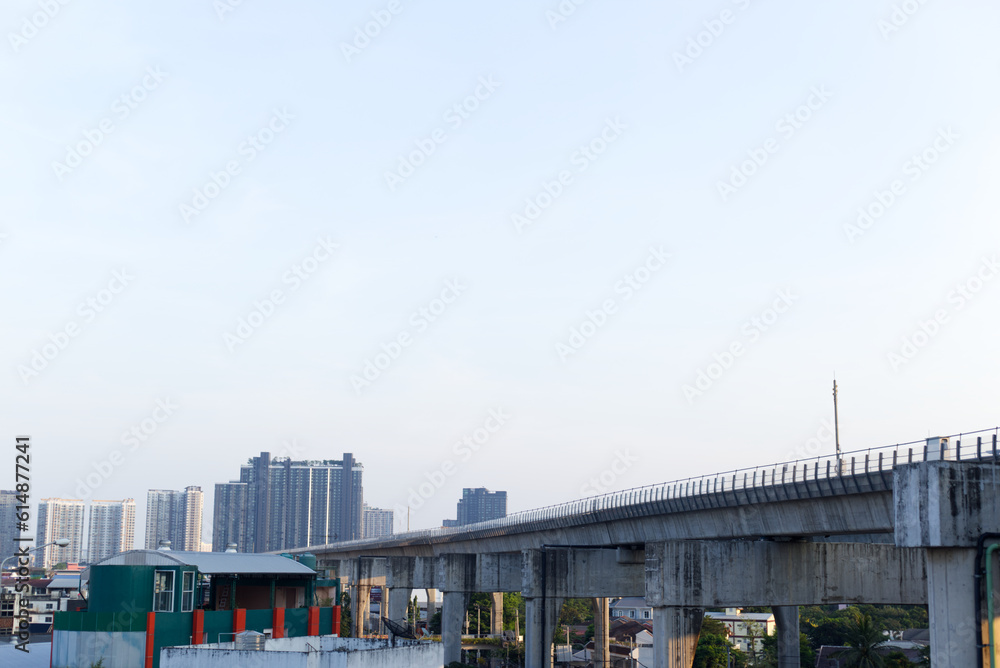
285 430 1000 668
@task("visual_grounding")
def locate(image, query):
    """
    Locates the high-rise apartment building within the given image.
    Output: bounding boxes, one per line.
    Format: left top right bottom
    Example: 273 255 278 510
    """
213 452 363 552
0 491 20 564
145 487 204 551
453 488 507 526
362 504 394 539
87 499 136 563
37 499 85 568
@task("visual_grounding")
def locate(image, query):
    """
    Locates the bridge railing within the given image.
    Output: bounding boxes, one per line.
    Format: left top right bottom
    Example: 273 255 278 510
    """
317 427 999 549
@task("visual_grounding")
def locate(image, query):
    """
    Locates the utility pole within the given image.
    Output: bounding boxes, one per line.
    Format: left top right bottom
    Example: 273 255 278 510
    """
833 379 842 474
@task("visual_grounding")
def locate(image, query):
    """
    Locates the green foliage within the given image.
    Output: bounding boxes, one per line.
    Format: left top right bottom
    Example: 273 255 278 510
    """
89 660 105 668
339 591 352 637
800 604 928 658
429 610 442 634
833 610 890 668
558 598 594 626
695 630 747 668
701 616 729 637
883 651 915 667
502 592 524 632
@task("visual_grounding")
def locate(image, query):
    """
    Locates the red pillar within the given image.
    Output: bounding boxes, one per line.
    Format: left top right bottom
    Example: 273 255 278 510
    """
332 605 341 637
144 612 156 668
192 609 204 645
307 606 319 636
272 608 285 639
233 608 246 634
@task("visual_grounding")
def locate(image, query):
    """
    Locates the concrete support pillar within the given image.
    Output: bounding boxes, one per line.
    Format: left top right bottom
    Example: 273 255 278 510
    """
490 592 504 636
926 548 985 668
524 596 564 668
387 587 412 625
592 598 610 667
652 607 702 668
426 588 438 623
442 591 468 666
352 584 371 638
772 606 799 668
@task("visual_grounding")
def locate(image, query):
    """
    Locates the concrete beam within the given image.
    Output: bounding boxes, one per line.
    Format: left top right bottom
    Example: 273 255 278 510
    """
645 541 927 607
522 548 644 599
477 552 523 592
303 480 900 560
386 556 436 590
895 461 1000 548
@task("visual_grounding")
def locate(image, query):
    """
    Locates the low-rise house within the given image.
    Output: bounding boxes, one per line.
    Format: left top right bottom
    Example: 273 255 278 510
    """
705 608 775 654
51 548 341 668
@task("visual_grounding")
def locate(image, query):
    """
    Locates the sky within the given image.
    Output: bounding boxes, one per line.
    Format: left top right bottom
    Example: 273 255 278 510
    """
2 0 999 547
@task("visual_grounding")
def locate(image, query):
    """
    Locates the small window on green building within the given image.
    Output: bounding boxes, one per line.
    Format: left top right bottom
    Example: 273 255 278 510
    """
154 571 174 612
182 572 195 612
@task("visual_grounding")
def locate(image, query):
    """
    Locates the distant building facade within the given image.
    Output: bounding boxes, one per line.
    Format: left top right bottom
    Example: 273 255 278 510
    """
146 487 204 552
362 504 394 539
0 491 19 565
37 499 85 568
87 499 135 563
452 488 507 526
213 452 364 552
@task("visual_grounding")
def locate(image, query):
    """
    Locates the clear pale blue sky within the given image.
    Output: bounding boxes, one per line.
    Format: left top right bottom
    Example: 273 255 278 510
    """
3 0 999 544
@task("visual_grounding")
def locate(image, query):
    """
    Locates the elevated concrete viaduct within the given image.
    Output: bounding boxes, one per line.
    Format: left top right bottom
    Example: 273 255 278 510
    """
290 450 1000 668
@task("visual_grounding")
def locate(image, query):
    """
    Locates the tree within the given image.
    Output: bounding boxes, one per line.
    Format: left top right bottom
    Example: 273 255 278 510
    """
759 631 815 668
744 621 764 664
695 615 747 668
339 591 352 637
834 610 890 668
883 651 915 668
695 629 748 668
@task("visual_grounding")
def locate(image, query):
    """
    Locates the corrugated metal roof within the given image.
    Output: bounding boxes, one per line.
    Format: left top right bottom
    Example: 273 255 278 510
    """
47 574 80 589
93 550 316 575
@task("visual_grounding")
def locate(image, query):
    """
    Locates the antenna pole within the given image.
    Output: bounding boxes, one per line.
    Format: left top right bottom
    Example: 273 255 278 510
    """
833 379 842 474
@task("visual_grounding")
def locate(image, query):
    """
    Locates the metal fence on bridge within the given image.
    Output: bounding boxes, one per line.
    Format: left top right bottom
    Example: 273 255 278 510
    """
315 427 999 548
